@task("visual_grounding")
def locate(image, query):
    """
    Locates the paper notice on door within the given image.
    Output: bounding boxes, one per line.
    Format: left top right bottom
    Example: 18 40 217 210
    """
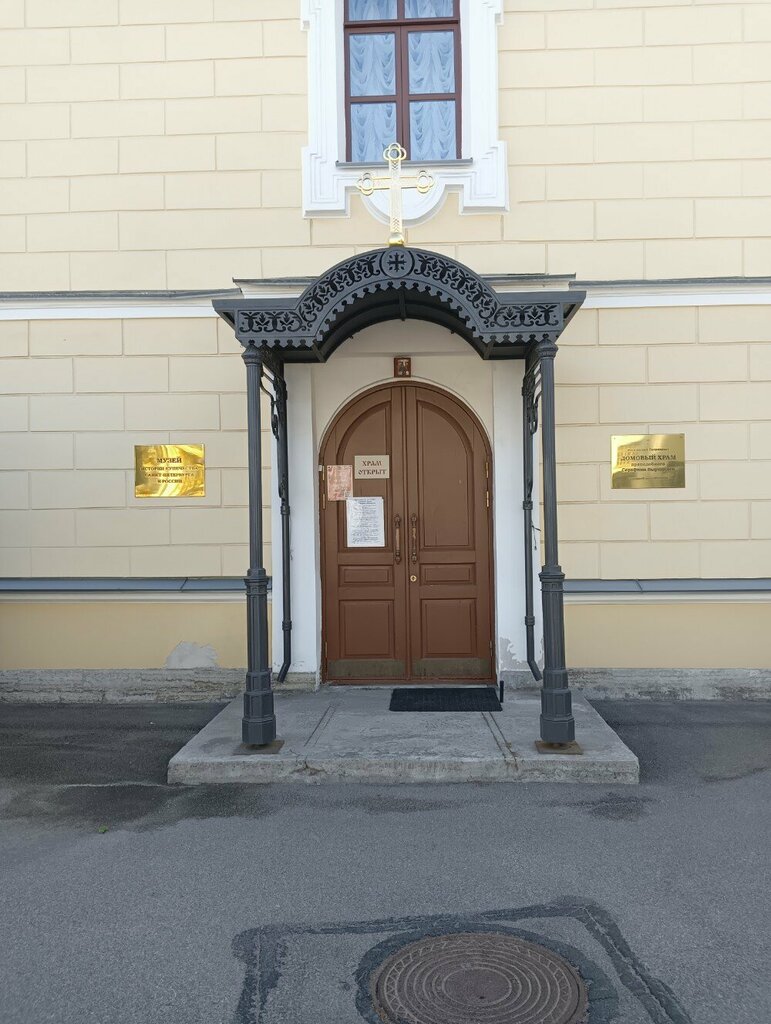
346 496 385 548
326 464 353 501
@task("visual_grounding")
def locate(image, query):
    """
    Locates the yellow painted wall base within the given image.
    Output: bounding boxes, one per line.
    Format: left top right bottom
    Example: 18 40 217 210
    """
0 598 768 672
0 600 249 671
565 601 771 670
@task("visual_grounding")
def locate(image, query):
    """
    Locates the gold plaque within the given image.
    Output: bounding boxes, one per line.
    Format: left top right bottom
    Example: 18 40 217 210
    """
134 444 205 498
611 434 685 489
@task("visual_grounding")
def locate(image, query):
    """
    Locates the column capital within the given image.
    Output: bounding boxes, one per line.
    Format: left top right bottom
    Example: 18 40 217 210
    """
535 338 559 360
242 342 264 366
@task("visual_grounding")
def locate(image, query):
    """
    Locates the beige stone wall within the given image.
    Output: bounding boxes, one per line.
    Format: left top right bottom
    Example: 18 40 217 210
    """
1 301 769 581
0 1 769 288
0 314 271 577
556 302 771 579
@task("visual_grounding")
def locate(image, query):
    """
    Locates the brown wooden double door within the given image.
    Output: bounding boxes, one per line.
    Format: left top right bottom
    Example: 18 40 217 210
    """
321 383 494 684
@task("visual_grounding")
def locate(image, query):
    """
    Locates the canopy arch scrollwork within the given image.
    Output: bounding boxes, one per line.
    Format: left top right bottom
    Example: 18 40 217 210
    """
215 248 583 362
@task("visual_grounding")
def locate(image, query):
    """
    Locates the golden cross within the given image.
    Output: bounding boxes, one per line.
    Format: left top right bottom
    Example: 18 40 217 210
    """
356 142 435 247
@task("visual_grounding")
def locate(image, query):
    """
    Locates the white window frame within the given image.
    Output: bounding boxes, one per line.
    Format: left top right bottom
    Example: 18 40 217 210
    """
300 0 508 227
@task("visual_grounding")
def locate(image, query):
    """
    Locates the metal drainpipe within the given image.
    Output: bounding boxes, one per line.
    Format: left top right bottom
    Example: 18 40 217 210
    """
522 368 542 683
274 371 292 684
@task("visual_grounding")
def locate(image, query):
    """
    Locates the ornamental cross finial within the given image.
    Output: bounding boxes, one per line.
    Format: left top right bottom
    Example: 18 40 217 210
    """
356 143 435 247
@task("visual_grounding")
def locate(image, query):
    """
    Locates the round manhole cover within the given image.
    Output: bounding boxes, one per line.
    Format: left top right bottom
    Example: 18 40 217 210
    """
370 932 588 1024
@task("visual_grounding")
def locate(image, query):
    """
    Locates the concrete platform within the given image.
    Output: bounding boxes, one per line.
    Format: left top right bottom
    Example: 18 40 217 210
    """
168 688 639 785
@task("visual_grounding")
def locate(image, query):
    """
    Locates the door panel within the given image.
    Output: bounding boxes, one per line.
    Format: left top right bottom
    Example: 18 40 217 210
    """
415 402 473 550
421 564 475 585
406 386 492 681
321 382 493 683
338 566 393 586
422 599 476 656
322 386 408 680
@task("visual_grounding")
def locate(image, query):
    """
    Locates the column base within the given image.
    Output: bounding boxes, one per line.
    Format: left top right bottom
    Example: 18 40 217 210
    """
242 671 276 746
539 676 576 744
535 739 583 756
243 737 285 754
539 711 576 745
242 716 278 747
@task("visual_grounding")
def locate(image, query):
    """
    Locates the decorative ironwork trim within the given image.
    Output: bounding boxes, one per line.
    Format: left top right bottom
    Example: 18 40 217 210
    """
214 248 583 362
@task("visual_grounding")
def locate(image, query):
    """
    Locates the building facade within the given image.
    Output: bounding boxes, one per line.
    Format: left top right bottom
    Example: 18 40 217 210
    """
1 0 770 701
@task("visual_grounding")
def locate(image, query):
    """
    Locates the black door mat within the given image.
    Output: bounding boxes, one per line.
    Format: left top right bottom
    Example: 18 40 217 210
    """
389 686 502 712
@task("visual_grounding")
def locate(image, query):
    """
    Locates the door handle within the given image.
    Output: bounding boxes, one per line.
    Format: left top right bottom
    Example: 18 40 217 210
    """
410 513 418 564
394 515 401 563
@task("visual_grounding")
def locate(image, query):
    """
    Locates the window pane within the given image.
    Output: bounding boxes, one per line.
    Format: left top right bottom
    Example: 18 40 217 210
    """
350 102 397 162
405 0 454 17
348 0 397 19
410 100 456 161
349 33 396 97
408 31 455 94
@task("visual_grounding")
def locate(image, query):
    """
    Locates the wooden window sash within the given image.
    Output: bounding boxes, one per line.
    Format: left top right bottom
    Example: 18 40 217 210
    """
344 0 461 162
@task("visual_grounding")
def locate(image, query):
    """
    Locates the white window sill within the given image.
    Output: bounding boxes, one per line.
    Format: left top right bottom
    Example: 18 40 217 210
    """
336 159 475 170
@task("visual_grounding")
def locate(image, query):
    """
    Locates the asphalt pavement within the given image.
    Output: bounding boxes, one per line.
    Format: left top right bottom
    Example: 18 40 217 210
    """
0 699 769 1024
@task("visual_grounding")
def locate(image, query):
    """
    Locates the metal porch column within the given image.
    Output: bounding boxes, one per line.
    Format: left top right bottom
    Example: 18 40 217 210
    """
521 364 542 683
241 343 277 746
536 340 576 745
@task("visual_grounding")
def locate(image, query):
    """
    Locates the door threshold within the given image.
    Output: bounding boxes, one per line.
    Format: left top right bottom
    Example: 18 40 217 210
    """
324 680 497 687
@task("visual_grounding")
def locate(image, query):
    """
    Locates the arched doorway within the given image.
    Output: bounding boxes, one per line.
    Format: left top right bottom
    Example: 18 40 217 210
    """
320 381 494 684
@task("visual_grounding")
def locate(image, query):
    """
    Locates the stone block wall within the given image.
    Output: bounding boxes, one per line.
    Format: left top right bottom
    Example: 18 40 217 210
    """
555 303 771 579
0 1 769 286
0 315 269 578
1 306 770 582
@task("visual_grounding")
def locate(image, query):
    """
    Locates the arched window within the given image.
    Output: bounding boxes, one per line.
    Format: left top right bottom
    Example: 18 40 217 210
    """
344 0 461 163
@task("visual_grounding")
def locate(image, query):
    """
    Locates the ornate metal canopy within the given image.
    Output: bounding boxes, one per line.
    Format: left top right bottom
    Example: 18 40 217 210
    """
214 247 584 361
214 246 587 751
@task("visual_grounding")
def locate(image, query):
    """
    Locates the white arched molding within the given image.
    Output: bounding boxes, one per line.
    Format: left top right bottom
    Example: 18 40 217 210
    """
300 0 508 226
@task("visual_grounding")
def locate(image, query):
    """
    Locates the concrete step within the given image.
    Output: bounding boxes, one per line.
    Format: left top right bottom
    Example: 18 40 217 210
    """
168 688 639 785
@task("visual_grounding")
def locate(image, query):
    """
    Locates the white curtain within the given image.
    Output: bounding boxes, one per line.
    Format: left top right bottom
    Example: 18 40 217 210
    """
408 30 454 94
351 102 397 162
348 0 397 20
349 33 396 96
405 0 453 17
410 100 456 161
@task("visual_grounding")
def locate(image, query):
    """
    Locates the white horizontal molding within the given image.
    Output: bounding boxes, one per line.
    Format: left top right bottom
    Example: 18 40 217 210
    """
1 590 767 606
0 304 218 321
3 282 771 322
565 592 771 605
0 592 250 604
300 0 508 225
583 287 771 310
